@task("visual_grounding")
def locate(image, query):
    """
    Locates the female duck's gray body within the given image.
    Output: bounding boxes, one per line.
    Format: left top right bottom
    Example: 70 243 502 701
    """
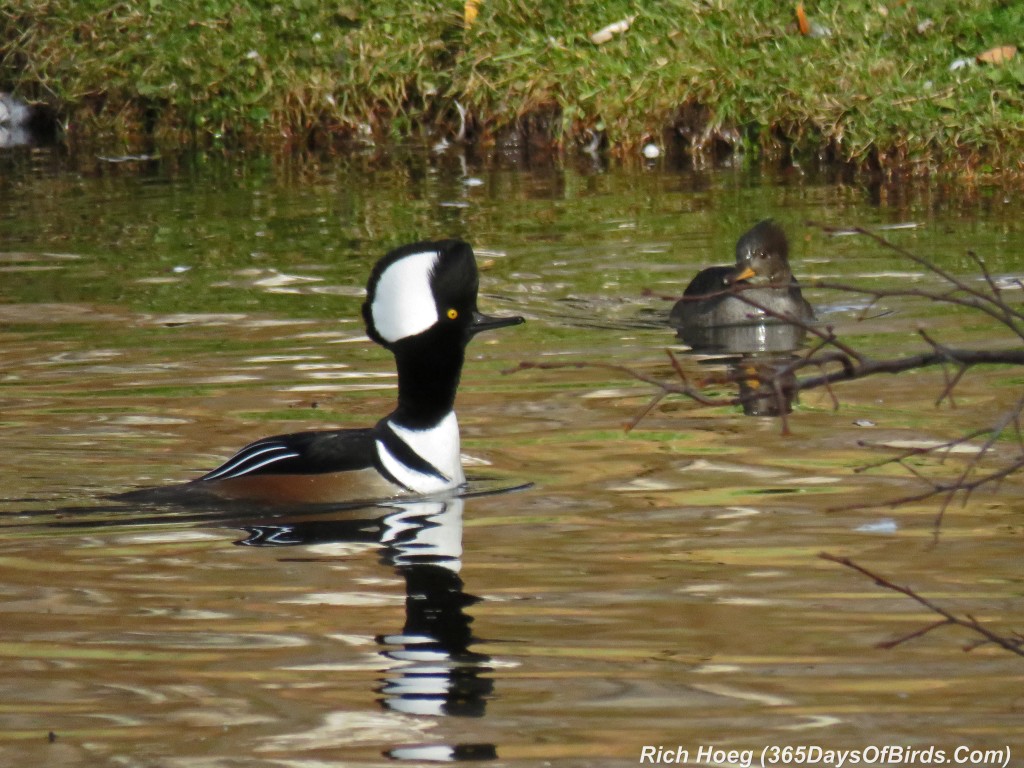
124 239 523 507
670 220 814 329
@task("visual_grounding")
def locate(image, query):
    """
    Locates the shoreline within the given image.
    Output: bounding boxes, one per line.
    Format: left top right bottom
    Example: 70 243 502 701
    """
2 3 1021 176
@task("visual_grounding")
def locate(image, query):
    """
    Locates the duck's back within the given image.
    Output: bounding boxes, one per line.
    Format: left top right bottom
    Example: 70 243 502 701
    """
672 271 813 329
669 266 733 326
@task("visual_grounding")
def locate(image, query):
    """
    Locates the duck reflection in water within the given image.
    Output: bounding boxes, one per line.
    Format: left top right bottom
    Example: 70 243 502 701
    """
239 497 498 735
670 220 813 416
0 93 60 148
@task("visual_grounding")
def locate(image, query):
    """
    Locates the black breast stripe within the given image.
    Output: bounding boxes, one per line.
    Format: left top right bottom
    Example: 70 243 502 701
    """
373 421 448 487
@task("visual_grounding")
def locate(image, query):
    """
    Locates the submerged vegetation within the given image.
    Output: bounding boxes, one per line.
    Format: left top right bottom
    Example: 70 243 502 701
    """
2 1 1024 170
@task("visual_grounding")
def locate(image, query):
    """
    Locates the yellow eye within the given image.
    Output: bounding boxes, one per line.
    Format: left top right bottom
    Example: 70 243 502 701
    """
446 308 458 320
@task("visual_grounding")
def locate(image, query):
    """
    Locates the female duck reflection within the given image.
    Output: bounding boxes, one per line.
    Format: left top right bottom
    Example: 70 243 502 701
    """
240 496 497 726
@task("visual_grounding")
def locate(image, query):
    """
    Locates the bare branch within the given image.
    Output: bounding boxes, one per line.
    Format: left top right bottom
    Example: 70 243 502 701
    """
503 360 739 407
837 395 1024 531
820 553 1024 657
789 346 1024 392
813 223 1024 332
511 226 1024 525
625 390 668 433
968 249 1003 305
877 618 955 650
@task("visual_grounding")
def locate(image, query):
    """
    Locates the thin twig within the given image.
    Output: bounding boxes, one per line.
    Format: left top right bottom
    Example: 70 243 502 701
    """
820 553 1024 657
512 227 1024 524
877 618 954 649
504 360 738 407
814 223 1024 329
840 395 1024 530
626 390 668 433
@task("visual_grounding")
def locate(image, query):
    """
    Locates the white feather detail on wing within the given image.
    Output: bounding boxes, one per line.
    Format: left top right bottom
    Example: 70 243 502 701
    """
201 442 302 480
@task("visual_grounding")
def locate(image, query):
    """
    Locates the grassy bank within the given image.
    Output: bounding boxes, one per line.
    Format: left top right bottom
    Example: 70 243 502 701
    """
2 1 1023 171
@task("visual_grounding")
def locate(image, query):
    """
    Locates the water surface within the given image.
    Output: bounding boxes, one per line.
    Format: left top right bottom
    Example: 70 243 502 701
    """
1 148 1022 766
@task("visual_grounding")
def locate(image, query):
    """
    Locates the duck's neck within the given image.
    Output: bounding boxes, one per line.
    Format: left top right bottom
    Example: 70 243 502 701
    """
390 338 465 430
376 334 469 492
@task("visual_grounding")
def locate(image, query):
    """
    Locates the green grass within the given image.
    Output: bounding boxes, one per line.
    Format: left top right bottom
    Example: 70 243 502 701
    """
2 1 1024 171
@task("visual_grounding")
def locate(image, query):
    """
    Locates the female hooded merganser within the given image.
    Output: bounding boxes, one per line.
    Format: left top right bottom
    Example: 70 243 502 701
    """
141 240 523 506
669 220 814 329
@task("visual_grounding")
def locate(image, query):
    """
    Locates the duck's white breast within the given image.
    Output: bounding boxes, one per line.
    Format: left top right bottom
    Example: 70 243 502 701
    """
377 411 464 493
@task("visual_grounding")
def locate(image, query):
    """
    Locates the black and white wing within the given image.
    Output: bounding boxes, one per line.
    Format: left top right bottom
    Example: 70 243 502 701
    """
198 428 377 481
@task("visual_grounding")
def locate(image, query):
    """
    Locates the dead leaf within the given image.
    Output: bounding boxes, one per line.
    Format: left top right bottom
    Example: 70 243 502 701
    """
465 0 481 27
976 45 1017 65
795 3 810 35
591 15 636 45
795 4 830 38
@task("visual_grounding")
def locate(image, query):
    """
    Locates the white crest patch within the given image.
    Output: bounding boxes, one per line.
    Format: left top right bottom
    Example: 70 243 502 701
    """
377 411 464 493
371 249 440 343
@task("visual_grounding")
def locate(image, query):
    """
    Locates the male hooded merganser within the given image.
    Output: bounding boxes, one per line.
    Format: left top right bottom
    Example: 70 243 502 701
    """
140 240 523 506
669 220 814 329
